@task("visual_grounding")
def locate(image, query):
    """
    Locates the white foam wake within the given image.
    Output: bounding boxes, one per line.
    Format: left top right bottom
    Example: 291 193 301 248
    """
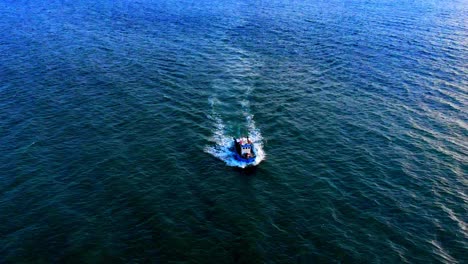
205 110 265 168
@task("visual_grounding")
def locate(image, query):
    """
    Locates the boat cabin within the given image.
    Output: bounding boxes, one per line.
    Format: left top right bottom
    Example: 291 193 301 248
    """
235 137 255 159
241 144 252 157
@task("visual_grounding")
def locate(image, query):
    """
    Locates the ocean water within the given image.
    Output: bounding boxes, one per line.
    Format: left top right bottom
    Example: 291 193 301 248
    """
1 0 467 262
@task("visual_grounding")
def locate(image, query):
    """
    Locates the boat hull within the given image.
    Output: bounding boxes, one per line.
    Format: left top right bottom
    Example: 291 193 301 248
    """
233 152 256 164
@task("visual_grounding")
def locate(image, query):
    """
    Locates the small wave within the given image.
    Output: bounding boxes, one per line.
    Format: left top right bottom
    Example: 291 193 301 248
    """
205 111 265 168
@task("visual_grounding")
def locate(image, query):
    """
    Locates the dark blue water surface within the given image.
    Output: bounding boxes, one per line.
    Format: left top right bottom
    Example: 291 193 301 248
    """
1 0 467 262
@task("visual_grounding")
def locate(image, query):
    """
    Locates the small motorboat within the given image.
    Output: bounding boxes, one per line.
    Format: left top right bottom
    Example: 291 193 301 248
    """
233 137 256 164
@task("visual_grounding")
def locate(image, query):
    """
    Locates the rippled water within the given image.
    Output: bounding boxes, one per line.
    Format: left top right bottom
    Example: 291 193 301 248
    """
1 0 467 262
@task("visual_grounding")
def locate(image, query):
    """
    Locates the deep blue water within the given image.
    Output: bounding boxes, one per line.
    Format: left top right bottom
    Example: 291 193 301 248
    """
1 0 467 263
